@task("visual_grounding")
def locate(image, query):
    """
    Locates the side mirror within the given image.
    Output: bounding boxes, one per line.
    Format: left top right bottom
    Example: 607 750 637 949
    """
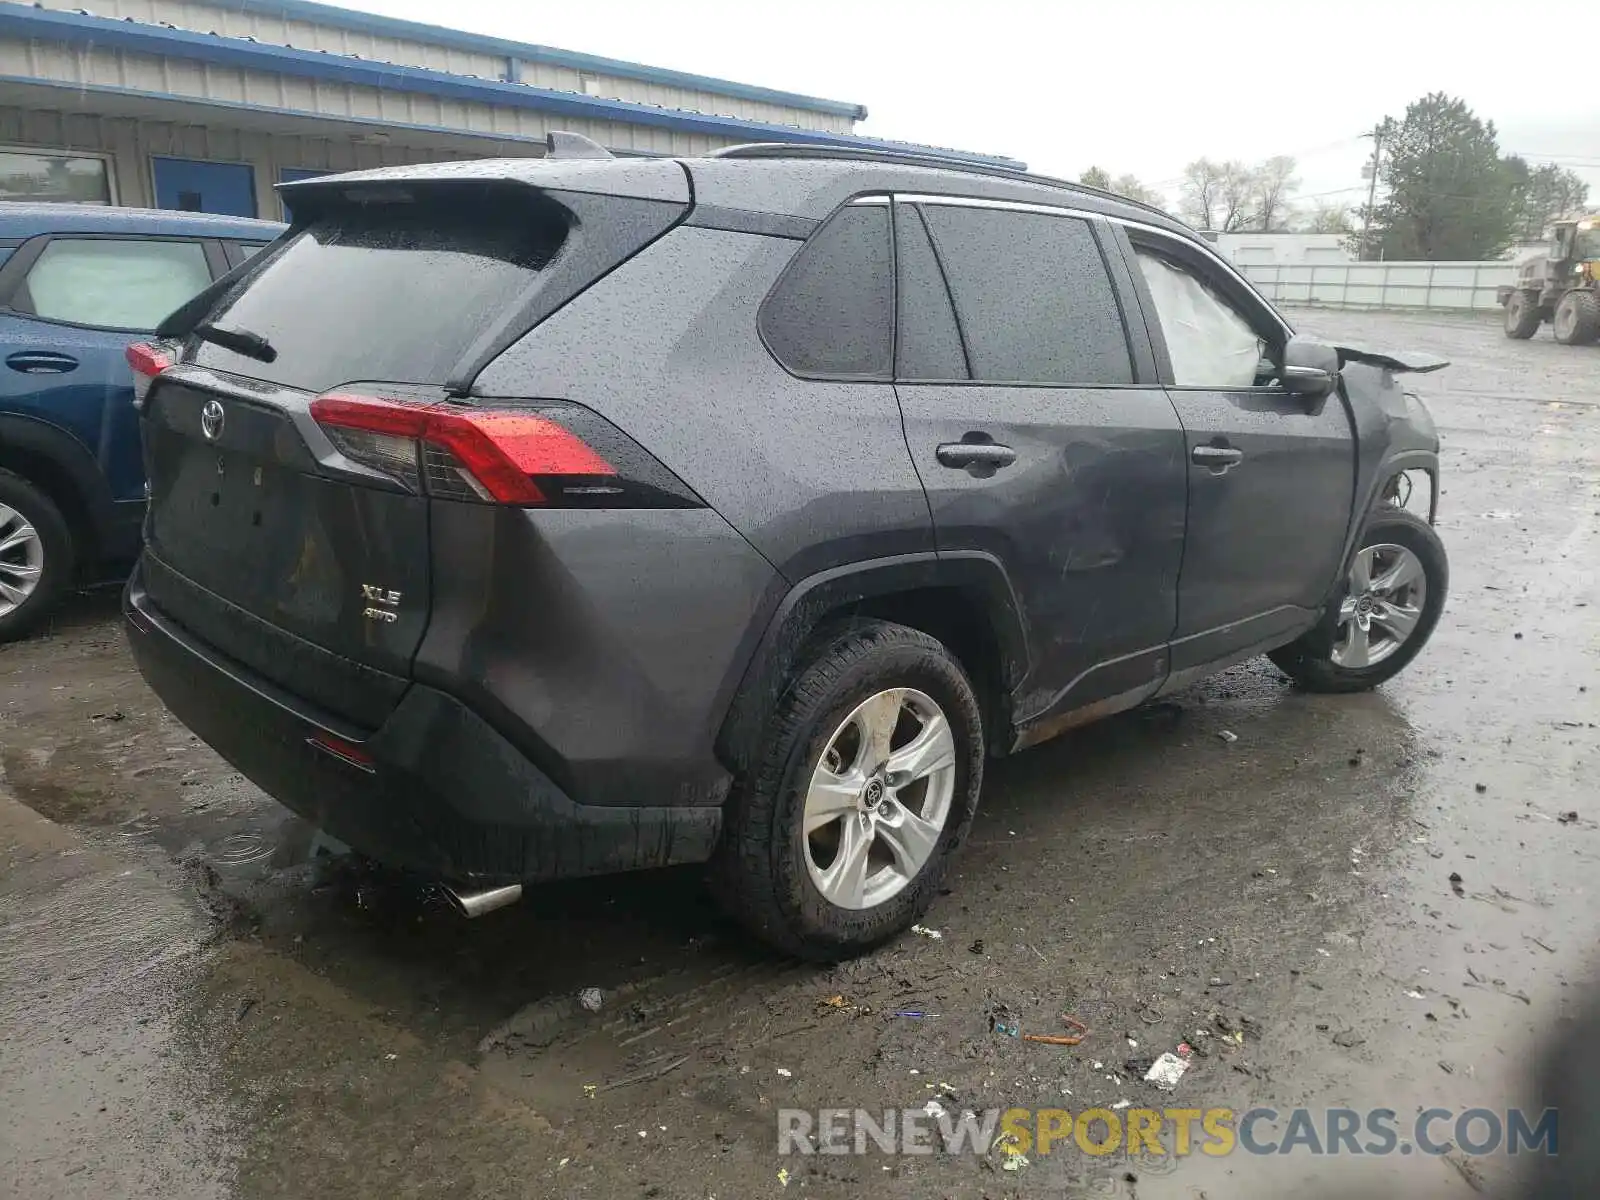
1282 337 1340 400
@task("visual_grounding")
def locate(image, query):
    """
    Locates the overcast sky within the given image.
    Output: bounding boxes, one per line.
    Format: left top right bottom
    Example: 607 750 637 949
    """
347 0 1600 211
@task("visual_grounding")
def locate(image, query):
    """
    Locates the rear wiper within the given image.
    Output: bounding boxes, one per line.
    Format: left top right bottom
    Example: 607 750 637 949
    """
194 323 277 364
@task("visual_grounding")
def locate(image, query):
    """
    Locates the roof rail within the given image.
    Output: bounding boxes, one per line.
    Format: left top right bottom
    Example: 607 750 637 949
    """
711 143 1176 225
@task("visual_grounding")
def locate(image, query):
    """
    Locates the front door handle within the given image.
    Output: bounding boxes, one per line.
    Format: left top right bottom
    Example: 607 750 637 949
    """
1192 444 1244 471
6 350 79 374
937 442 1018 470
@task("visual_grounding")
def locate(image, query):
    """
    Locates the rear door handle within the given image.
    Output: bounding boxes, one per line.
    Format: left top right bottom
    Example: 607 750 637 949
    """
1192 444 1244 470
937 442 1018 470
6 350 79 374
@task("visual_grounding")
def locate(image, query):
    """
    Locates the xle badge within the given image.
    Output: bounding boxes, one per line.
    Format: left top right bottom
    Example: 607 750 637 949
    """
361 583 402 624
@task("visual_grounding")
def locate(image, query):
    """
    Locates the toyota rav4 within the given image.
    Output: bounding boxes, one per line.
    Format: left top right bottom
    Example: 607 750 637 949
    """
123 138 1449 959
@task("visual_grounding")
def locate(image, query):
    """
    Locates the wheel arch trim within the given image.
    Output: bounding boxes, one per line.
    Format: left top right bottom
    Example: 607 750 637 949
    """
0 414 115 542
713 550 1029 775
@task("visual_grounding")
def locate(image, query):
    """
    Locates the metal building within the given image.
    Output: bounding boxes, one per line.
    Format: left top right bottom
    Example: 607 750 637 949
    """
0 0 1020 219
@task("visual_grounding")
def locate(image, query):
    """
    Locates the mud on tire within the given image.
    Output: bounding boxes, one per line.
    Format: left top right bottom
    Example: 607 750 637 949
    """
710 619 984 961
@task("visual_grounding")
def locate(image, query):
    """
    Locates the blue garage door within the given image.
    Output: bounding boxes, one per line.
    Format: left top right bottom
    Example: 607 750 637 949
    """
152 157 256 217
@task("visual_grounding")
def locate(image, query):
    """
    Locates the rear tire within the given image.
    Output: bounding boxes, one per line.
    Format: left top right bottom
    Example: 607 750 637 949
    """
711 620 983 960
1268 510 1447 694
1504 290 1542 339
0 470 74 643
1553 290 1600 345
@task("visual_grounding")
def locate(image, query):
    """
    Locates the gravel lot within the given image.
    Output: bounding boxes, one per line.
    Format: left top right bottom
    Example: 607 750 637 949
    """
2 308 1596 1199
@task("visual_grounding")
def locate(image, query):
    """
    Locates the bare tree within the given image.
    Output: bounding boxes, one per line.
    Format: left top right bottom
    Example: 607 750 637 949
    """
1252 155 1300 230
1082 166 1164 208
1299 201 1354 235
1180 158 1223 229
1111 173 1164 208
1215 161 1258 232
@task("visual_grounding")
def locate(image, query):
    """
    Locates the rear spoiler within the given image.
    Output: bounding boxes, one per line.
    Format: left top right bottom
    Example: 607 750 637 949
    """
1333 344 1450 374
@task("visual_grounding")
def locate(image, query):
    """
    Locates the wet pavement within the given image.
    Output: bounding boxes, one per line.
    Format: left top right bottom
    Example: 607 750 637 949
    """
2 309 1596 1199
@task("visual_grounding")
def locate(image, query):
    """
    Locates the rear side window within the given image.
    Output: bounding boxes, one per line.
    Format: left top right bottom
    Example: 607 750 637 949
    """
895 204 968 380
760 202 893 379
22 238 211 331
192 188 568 392
919 205 1132 386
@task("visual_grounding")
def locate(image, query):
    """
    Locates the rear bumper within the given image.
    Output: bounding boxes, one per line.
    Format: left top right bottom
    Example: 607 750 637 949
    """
124 569 722 884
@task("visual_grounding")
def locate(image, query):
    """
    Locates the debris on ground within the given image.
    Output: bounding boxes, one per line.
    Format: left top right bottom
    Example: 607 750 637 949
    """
1559 811 1580 824
1217 730 1238 744
968 938 985 954
578 987 604 1013
819 994 847 1009
1332 1029 1366 1048
776 1068 792 1078
1111 1099 1132 1110
1449 872 1465 897
1144 1044 1193 1091
910 924 943 939
891 1010 926 1019
1021 1014 1089 1046
1001 1154 1028 1172
1475 783 1487 793
991 1020 1020 1038
777 1167 791 1188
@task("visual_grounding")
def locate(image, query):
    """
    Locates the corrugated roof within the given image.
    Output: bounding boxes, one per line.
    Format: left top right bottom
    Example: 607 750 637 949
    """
221 0 870 121
0 4 1025 170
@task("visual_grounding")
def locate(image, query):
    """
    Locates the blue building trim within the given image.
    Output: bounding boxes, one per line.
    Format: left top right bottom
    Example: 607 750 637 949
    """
226 0 868 120
0 5 1024 169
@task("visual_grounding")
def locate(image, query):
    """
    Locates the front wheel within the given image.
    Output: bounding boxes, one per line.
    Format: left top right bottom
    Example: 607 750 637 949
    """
0 470 74 643
711 620 983 960
1504 290 1542 339
1269 510 1448 693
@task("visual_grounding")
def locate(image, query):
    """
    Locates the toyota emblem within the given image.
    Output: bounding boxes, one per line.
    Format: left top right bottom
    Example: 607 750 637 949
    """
200 399 226 442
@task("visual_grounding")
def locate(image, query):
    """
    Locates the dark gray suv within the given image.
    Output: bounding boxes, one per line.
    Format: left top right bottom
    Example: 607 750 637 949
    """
123 139 1449 959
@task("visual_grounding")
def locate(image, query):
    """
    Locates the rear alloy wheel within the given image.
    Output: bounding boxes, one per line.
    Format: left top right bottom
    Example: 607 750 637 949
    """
1269 509 1447 693
1504 290 1542 339
1554 290 1600 345
712 620 983 960
0 470 73 643
803 688 957 910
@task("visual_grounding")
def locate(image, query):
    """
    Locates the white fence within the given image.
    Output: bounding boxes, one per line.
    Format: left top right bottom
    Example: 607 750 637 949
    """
1239 260 1515 312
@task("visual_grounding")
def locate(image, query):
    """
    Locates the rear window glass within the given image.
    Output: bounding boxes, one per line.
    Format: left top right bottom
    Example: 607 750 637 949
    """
920 204 1132 386
192 190 567 392
759 202 893 379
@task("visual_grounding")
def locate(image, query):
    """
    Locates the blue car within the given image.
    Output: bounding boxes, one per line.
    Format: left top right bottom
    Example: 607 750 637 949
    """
0 203 283 639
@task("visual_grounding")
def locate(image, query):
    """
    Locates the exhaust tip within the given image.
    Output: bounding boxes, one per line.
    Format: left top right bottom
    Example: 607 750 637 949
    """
441 882 523 918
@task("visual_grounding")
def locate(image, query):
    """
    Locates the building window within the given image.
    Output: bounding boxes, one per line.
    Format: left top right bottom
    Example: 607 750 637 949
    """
0 150 113 205
579 71 605 97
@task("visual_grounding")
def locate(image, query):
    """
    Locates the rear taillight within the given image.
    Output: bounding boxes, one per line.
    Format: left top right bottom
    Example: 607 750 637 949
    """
126 340 176 411
308 392 699 509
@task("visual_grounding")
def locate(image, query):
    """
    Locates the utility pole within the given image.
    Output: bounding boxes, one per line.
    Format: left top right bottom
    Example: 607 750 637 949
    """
1359 123 1385 261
